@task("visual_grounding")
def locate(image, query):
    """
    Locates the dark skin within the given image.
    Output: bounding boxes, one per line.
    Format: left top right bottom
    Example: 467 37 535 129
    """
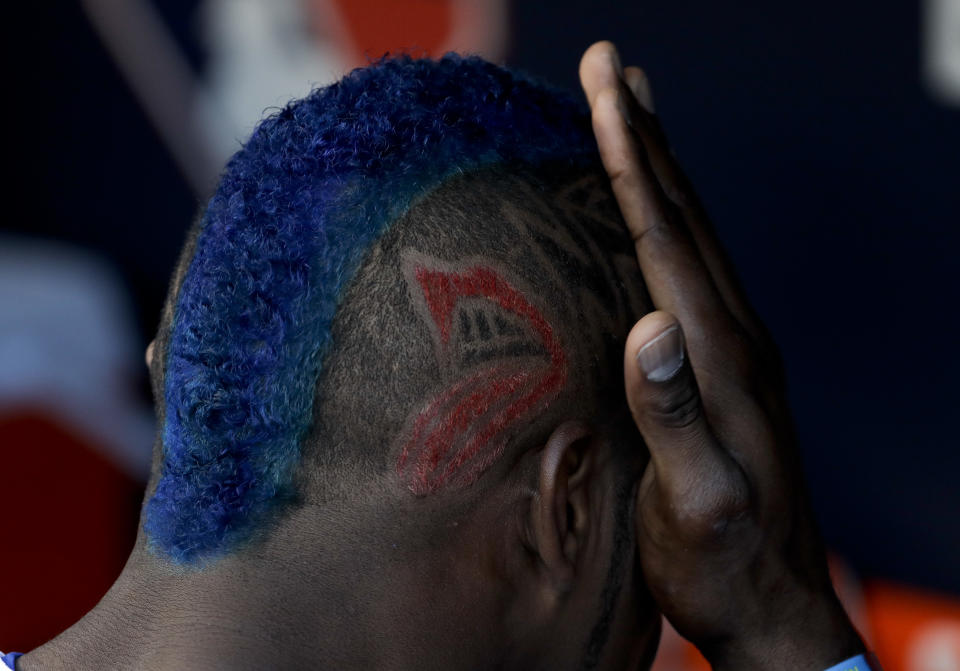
579 41 867 668
16 41 861 670
16 454 656 671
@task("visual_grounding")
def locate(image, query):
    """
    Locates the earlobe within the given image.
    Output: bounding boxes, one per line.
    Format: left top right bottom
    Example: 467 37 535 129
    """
530 420 594 590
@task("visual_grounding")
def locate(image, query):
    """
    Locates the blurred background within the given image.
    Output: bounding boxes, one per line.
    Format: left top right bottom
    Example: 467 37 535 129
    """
2 0 958 668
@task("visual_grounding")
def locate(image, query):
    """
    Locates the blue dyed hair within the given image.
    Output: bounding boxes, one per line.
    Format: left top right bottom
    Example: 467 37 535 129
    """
145 53 599 564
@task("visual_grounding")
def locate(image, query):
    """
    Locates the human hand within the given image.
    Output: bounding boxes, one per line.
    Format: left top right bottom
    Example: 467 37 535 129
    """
579 41 867 670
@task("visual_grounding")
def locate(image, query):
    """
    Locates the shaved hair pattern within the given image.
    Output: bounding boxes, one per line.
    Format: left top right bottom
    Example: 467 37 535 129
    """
396 254 568 494
144 54 600 564
309 166 646 501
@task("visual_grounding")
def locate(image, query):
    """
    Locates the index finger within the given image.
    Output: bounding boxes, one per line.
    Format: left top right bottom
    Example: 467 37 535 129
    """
591 86 737 348
620 65 770 347
580 40 767 345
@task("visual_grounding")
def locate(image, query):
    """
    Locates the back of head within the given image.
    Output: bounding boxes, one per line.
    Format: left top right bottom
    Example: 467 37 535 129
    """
144 54 646 566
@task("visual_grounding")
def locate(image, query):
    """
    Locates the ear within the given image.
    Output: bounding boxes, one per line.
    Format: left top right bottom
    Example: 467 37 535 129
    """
529 420 595 590
145 340 156 369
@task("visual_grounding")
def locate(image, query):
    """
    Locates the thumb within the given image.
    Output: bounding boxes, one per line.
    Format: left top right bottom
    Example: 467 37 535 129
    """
625 311 729 488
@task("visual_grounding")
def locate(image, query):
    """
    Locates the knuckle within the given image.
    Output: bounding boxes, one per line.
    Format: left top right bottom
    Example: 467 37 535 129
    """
630 220 666 254
606 162 633 187
645 379 702 430
639 200 683 235
607 150 647 191
672 473 754 544
621 195 682 247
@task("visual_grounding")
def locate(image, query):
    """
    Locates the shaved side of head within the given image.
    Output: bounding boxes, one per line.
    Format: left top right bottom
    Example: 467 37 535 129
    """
301 162 649 504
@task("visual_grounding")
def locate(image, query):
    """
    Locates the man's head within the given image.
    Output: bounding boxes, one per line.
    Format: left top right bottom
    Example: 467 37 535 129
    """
142 54 659 669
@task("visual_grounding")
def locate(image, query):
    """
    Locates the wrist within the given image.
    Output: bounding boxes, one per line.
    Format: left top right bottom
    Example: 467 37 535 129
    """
823 653 882 671
708 594 865 671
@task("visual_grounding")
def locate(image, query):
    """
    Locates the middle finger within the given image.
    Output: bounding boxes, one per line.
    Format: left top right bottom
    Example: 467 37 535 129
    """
591 86 737 348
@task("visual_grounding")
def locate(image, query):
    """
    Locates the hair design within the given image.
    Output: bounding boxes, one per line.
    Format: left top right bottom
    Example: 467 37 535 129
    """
396 254 568 494
144 54 599 564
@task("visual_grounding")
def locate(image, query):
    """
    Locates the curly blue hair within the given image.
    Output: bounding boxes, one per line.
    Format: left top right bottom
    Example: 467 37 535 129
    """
144 53 599 564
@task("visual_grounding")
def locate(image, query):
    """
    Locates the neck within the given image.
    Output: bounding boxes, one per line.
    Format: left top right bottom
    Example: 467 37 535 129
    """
19 501 461 671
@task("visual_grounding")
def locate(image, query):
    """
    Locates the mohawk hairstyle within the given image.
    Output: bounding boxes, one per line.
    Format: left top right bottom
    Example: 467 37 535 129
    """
144 54 600 564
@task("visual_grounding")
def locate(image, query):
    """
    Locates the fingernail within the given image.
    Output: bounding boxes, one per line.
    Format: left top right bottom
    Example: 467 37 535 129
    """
636 325 684 382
